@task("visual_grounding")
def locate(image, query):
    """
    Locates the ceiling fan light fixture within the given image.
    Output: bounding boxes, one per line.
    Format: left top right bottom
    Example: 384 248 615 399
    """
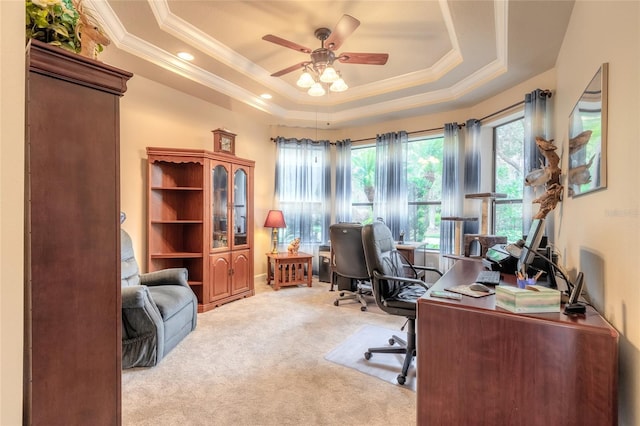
177 51 194 61
330 77 348 92
296 71 315 88
308 82 326 97
319 66 339 83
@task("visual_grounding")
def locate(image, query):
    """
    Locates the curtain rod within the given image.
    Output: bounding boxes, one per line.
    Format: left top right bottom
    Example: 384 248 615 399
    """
272 89 552 144
476 89 552 123
350 124 465 143
269 137 336 145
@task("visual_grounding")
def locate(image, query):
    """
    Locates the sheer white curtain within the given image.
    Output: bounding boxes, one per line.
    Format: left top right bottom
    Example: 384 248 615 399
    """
463 119 482 235
335 139 352 223
274 137 331 260
523 89 552 233
439 123 465 269
374 131 408 239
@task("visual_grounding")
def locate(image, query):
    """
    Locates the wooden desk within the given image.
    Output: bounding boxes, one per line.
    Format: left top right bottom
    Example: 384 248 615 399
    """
266 252 313 290
417 259 618 425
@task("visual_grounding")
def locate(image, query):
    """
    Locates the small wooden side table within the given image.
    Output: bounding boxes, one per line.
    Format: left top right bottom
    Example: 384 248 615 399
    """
266 252 313 290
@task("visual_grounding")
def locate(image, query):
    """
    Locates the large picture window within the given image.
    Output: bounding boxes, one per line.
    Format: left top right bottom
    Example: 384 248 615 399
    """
274 139 330 247
350 136 443 249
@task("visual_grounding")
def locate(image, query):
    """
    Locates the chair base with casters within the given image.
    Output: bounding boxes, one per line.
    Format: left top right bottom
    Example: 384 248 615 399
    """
333 276 371 311
361 221 443 385
364 319 416 385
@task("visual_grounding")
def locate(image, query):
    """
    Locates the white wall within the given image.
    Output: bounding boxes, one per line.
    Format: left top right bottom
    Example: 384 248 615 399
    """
0 1 25 424
553 1 640 423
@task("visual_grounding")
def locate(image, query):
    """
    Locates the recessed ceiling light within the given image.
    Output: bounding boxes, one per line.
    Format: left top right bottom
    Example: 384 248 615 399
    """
260 93 273 99
177 52 194 61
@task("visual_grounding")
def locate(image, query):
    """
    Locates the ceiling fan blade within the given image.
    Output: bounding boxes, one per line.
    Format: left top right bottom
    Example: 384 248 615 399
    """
338 52 389 65
325 14 360 51
270 61 311 77
262 35 312 54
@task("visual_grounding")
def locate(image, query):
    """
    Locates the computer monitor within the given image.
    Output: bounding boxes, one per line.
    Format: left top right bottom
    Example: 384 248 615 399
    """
517 218 545 274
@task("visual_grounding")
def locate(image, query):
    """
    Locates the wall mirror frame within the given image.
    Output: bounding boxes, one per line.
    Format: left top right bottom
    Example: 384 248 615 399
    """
568 63 608 197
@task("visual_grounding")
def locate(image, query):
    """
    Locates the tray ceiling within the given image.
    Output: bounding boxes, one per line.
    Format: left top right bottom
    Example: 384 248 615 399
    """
91 0 574 128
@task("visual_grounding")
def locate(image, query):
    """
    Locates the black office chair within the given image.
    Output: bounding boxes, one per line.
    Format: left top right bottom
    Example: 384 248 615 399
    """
361 221 443 385
329 223 372 311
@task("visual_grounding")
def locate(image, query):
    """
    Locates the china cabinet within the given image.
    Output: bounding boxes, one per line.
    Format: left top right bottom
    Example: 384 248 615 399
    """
146 147 254 312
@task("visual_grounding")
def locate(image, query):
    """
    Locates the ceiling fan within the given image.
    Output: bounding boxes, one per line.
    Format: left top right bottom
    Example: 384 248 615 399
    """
262 14 389 81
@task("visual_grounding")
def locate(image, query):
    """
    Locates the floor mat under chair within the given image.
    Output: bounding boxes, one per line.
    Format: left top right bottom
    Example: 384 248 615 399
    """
324 324 416 391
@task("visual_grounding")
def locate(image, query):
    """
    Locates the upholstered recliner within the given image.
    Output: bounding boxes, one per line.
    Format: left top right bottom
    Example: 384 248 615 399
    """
121 229 197 368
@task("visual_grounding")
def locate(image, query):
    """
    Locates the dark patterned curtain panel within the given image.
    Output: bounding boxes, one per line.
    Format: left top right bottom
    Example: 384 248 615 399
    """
335 139 352 223
463 119 482 235
374 131 408 239
523 89 552 232
274 137 331 253
439 123 464 267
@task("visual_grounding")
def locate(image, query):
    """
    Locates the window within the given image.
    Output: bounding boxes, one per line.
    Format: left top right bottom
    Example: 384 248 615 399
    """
493 118 525 242
350 145 376 223
350 136 444 249
275 140 330 245
406 137 443 249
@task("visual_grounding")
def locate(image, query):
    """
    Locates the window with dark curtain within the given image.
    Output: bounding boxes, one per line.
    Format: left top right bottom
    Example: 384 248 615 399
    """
274 137 331 261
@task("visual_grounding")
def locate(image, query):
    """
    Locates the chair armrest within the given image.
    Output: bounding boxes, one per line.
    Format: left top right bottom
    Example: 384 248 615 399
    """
140 268 189 287
121 285 164 368
392 249 443 280
373 270 429 290
122 285 154 309
413 265 443 276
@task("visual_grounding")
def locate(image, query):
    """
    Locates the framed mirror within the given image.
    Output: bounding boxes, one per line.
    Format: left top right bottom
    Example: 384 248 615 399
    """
568 63 608 197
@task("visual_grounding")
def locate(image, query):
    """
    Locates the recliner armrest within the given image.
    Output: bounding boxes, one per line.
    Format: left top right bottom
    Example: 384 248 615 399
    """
140 268 189 287
121 285 164 368
122 285 154 309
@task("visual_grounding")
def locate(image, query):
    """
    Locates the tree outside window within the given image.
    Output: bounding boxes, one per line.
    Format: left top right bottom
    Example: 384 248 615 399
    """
350 136 443 249
494 118 525 242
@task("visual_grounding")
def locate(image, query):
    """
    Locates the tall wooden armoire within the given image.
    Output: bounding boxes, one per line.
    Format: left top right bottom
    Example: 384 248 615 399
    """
24 40 132 425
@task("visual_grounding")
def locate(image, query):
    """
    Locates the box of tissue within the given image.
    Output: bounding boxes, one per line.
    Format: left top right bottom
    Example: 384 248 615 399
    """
495 284 561 313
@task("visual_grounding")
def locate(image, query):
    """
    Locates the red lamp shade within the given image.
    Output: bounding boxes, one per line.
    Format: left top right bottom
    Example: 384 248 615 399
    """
264 210 286 228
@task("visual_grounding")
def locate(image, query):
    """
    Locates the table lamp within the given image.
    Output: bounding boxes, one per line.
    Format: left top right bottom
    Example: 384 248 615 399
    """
264 210 286 254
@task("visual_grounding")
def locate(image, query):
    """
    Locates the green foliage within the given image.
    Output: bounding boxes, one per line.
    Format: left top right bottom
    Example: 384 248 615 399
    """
26 0 80 54
351 137 444 248
406 137 443 245
495 120 525 199
351 147 376 203
494 119 526 241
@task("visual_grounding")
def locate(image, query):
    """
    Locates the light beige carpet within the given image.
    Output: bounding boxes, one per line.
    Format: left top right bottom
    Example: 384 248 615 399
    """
324 324 416 392
122 278 416 426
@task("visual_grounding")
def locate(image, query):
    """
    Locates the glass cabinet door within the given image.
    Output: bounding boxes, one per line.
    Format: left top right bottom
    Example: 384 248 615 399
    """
233 168 248 246
211 164 229 249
